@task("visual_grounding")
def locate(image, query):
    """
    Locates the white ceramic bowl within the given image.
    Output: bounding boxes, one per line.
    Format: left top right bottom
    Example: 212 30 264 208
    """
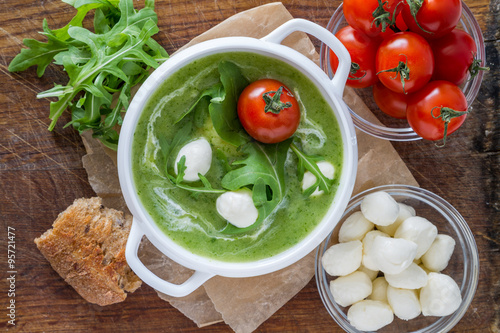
315 185 479 332
319 2 486 141
118 19 358 297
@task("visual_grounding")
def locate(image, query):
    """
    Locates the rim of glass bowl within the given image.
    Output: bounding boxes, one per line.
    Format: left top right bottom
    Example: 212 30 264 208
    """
314 184 480 333
319 2 486 141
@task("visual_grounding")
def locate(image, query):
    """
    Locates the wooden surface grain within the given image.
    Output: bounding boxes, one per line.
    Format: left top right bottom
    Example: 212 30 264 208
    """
1 0 499 332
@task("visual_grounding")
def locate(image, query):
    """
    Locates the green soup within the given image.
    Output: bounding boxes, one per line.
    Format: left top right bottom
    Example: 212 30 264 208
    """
132 52 343 262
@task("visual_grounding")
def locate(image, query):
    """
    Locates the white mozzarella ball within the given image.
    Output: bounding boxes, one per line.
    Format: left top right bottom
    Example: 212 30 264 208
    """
339 211 375 243
360 191 400 226
394 216 438 259
302 161 335 196
368 276 389 302
377 203 416 236
216 188 258 228
385 262 428 289
418 263 432 274
386 286 421 320
322 240 363 276
357 264 379 281
362 230 390 271
421 234 456 272
372 236 418 274
329 271 373 307
175 137 212 182
420 272 462 317
347 300 394 331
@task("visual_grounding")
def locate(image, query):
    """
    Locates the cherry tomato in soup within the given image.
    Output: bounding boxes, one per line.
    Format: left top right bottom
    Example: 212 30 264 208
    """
407 80 468 145
376 32 434 94
373 81 408 119
429 29 489 86
237 79 300 144
343 0 403 37
329 26 380 88
402 0 461 39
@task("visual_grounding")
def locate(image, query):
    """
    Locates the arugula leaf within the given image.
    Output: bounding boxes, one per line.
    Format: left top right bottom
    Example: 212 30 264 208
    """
215 148 232 174
8 0 168 149
159 120 193 175
209 61 251 147
179 61 250 147
51 2 111 41
158 121 226 195
290 142 333 197
167 156 226 195
175 83 224 124
8 25 70 77
220 139 292 234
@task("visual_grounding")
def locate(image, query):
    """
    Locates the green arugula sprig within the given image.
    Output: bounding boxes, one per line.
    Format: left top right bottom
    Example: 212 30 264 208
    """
176 61 251 147
291 142 333 197
220 139 292 234
8 0 168 150
158 119 226 195
169 156 226 195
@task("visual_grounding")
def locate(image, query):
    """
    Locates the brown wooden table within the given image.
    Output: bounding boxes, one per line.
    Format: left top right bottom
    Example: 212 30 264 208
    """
1 0 498 332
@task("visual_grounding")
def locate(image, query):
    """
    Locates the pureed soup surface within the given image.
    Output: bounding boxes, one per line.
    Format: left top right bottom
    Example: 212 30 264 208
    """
132 51 343 262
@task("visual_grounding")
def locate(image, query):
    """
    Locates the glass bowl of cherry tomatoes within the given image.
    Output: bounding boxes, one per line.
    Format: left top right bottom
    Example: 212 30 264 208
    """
320 1 487 142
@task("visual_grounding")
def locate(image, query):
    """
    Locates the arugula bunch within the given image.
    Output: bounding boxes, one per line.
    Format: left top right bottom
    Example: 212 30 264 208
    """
8 0 168 149
163 61 335 234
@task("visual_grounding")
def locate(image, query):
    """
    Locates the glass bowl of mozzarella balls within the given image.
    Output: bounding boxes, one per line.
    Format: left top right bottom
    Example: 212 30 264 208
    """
315 184 479 332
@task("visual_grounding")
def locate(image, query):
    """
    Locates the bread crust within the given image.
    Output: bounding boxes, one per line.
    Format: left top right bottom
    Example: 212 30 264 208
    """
35 197 142 306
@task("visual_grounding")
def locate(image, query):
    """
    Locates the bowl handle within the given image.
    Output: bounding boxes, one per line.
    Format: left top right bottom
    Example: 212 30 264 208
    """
261 18 351 99
125 220 215 297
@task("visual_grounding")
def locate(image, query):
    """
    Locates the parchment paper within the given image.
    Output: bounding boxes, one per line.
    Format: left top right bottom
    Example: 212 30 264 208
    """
81 2 418 332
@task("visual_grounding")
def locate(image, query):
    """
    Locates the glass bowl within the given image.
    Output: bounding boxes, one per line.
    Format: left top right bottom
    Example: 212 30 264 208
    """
315 184 479 332
319 2 486 141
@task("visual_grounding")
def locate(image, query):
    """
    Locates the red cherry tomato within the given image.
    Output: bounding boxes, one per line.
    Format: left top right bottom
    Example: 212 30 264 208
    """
329 26 380 88
429 29 488 86
376 32 434 94
373 81 408 119
401 0 462 39
237 79 300 144
407 80 468 144
377 26 397 40
343 0 403 37
395 11 408 32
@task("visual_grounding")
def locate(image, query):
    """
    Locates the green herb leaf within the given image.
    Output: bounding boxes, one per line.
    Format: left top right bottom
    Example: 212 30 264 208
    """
167 163 226 195
52 2 111 41
220 139 292 234
209 61 250 147
290 142 333 197
8 28 70 77
180 61 251 147
175 83 224 124
162 134 226 195
215 148 232 174
156 118 224 194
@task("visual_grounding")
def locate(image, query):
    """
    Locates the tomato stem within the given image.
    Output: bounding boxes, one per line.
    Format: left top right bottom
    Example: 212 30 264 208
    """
262 86 292 114
348 62 367 81
469 54 490 80
405 0 433 34
371 0 399 32
376 54 410 93
430 106 469 147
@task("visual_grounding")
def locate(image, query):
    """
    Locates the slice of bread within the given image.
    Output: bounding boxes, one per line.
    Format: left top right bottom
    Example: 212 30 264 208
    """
35 197 142 306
